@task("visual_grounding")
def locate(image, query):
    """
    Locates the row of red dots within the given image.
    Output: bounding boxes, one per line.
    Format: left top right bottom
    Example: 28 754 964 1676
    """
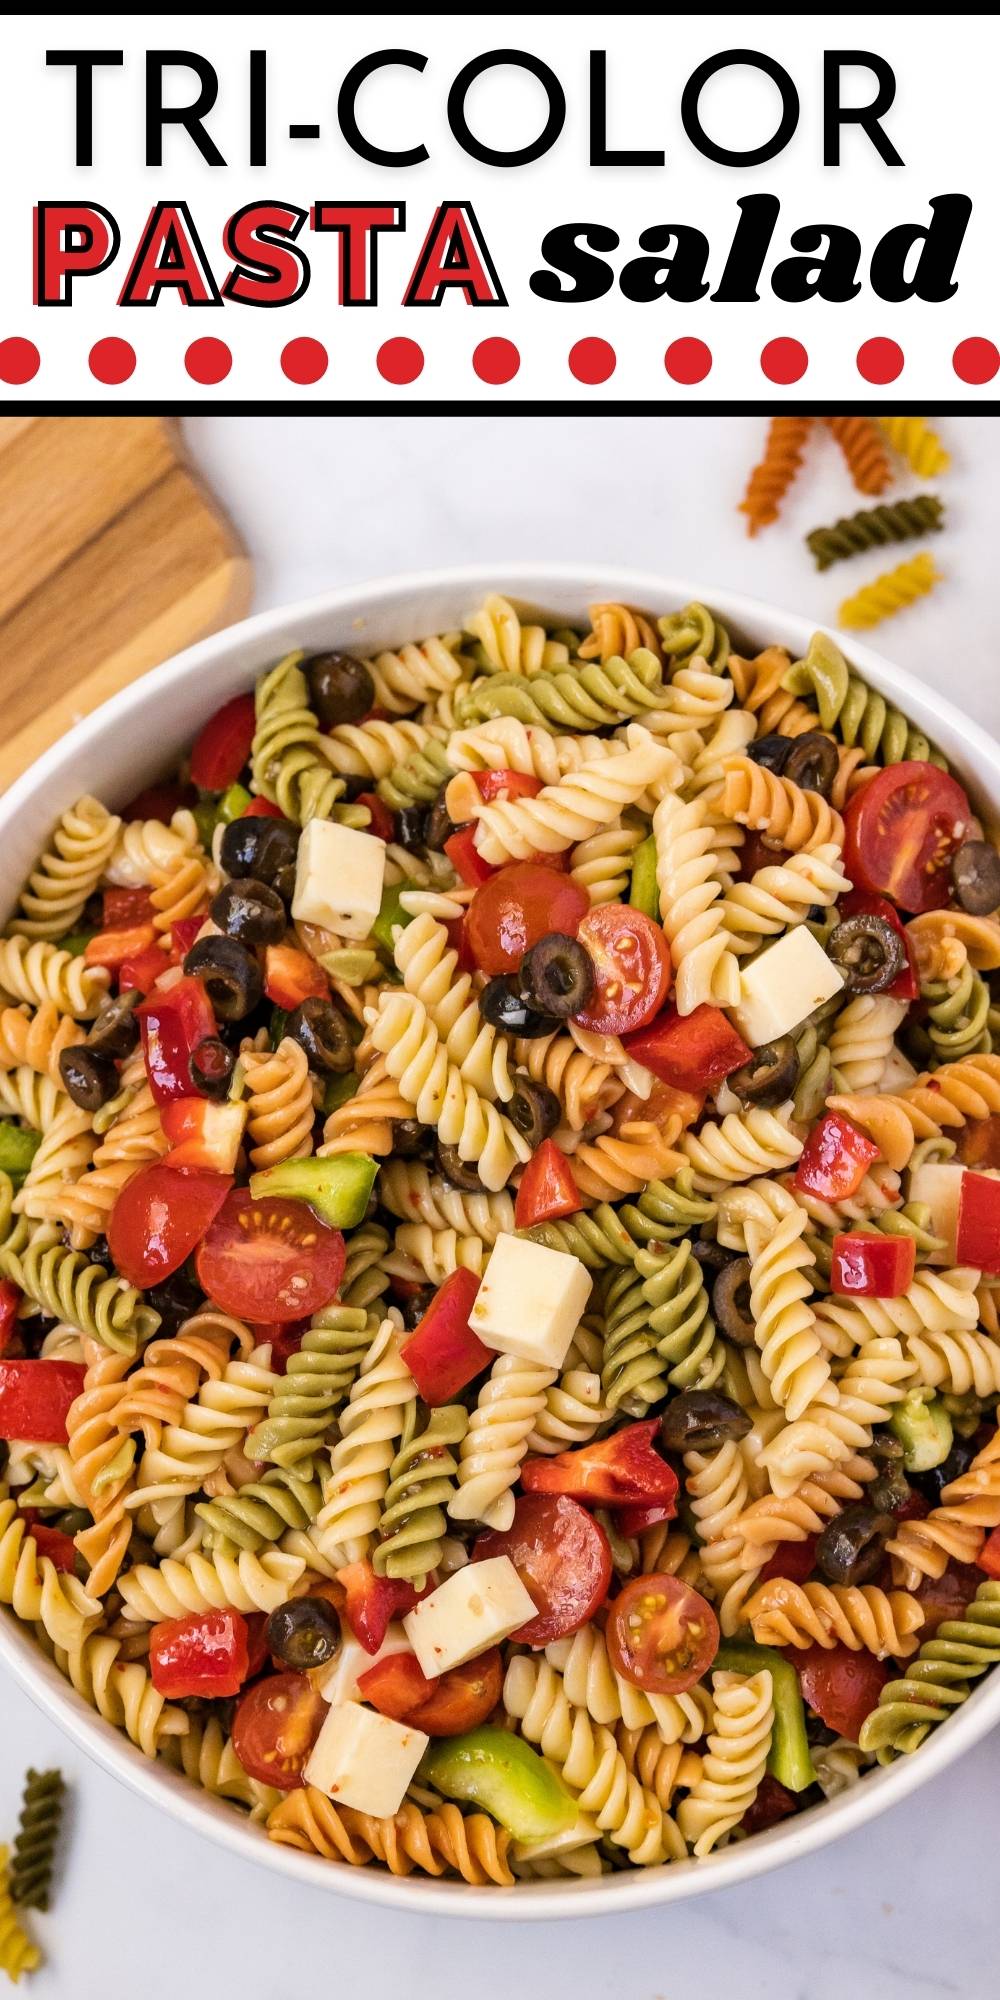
0 332 996 388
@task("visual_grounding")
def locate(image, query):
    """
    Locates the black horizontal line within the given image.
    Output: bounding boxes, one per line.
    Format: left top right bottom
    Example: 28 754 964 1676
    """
2 399 997 418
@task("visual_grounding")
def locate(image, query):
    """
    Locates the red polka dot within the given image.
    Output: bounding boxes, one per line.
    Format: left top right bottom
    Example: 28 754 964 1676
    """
473 337 520 385
0 338 40 385
185 337 232 385
89 337 135 385
281 337 328 385
761 338 808 385
857 337 903 385
569 338 616 386
953 337 1000 385
377 338 424 385
665 338 712 385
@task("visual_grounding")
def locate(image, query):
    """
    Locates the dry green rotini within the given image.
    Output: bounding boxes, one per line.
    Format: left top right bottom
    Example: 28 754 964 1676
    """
806 496 944 571
9 1769 64 1912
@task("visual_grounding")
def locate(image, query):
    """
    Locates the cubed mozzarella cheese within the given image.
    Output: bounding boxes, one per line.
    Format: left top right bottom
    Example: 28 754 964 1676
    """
470 1233 591 1370
732 927 844 1048
880 1045 920 1094
403 1556 537 1678
303 1701 428 1817
315 1623 412 1708
908 1161 966 1261
291 818 386 940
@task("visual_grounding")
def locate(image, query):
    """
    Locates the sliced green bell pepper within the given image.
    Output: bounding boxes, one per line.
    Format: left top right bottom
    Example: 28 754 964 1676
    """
420 1727 578 1841
714 1641 816 1792
0 1122 41 1189
218 783 253 823
371 885 414 958
250 1151 377 1229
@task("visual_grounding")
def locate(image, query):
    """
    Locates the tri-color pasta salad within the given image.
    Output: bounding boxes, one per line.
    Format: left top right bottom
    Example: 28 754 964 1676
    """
2 591 1000 1891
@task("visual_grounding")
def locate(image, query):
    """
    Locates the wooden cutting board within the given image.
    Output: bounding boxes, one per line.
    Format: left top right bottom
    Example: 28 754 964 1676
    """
0 417 252 790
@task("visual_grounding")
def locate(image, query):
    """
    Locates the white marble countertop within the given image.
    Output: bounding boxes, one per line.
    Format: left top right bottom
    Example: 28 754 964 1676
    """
3 413 996 1998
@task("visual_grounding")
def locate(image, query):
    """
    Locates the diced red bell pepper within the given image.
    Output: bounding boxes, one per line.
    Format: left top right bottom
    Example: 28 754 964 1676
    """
263 944 328 1010
337 1559 432 1656
740 1773 799 1835
189 692 256 792
445 915 475 974
444 826 498 888
84 922 158 971
149 1607 251 1698
794 1112 880 1202
254 1321 307 1374
172 914 206 959
758 1535 818 1586
615 1499 678 1537
830 1233 916 1298
244 1611 270 1679
838 890 919 1003
138 975 218 1106
0 1279 21 1357
161 1098 247 1174
400 1269 493 1405
913 1560 981 1632
474 770 543 804
22 1520 77 1573
0 1358 86 1443
121 780 192 824
977 1528 1000 1579
737 831 789 881
956 1116 1000 1172
354 792 395 843
514 1139 581 1229
623 1003 752 1093
521 1420 679 1509
118 942 171 996
102 886 154 928
956 1170 1000 1273
240 797 286 820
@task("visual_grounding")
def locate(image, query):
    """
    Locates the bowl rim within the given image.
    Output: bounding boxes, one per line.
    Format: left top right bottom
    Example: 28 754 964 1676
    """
2 557 999 1921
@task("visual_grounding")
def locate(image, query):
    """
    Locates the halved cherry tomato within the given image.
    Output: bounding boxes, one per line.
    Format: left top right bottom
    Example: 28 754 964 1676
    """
0 1279 21 1357
521 1420 678 1509
358 1648 504 1736
843 762 971 915
231 1671 326 1790
956 1170 1000 1273
473 1494 612 1647
103 887 154 928
196 1188 345 1320
190 692 256 792
400 1270 492 1405
737 831 789 882
514 1139 580 1229
26 1522 78 1573
445 914 475 974
956 1116 1000 1171
474 769 543 804
465 863 589 975
444 826 498 889
244 1611 270 1679
740 1774 798 1835
758 1535 818 1586
161 1098 247 1175
263 944 328 1010
796 1643 889 1741
608 1574 720 1694
85 922 158 971
149 1608 250 1698
240 797 286 820
0 1359 86 1444
978 1529 1000 1579
623 1004 751 1092
794 1112 880 1202
915 1560 983 1631
838 890 919 1001
609 1079 704 1139
109 1162 233 1289
355 792 395 842
573 906 671 1036
337 1559 431 1655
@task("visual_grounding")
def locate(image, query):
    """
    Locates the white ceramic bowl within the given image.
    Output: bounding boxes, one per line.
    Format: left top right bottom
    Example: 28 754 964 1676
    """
2 563 999 1920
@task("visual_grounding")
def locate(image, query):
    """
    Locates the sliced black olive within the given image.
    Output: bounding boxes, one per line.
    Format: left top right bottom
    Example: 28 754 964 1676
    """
393 1118 434 1159
815 1503 894 1586
85 990 141 1059
782 732 839 800
304 651 375 729
519 935 595 1020
52 1507 92 1540
691 1239 737 1281
748 734 793 774
189 1036 236 1101
828 914 905 995
479 976 555 1038
868 1432 912 1514
58 1045 119 1111
210 877 286 948
397 804 429 851
712 1257 755 1346
183 935 263 1021
145 1263 206 1336
910 1431 980 1507
728 1037 799 1108
286 997 353 1075
660 1390 753 1453
952 839 1000 916
267 1594 341 1671
424 786 459 853
435 1142 485 1191
508 1076 561 1148
220 815 299 890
